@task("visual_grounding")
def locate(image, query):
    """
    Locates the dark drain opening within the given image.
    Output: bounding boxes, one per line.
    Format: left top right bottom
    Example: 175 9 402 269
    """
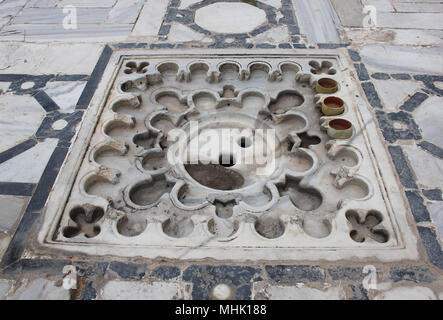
238 136 252 148
185 163 244 190
219 154 235 167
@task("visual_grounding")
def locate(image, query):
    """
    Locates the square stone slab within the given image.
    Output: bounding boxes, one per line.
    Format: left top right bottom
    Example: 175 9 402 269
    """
36 49 419 262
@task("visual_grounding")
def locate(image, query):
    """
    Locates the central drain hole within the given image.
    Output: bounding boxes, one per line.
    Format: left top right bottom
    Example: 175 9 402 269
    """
219 154 235 167
238 136 252 148
185 163 244 190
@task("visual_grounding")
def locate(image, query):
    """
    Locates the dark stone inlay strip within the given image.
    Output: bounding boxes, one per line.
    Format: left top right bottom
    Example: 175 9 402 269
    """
348 284 368 300
417 226 443 269
151 265 181 280
150 43 176 49
328 266 364 281
0 141 70 267
371 73 390 80
189 23 211 35
265 265 325 283
1 258 69 275
108 261 146 280
413 74 443 96
249 24 272 37
418 141 443 159
0 74 28 81
7 74 54 96
317 43 349 48
0 139 37 165
362 82 383 109
76 45 113 108
80 281 97 300
0 182 35 196
348 49 361 62
354 63 370 81
36 110 84 141
256 43 276 48
388 145 418 189
389 266 436 283
376 110 422 143
183 265 262 300
278 43 292 48
405 190 431 223
280 0 300 39
422 189 442 201
33 90 60 112
158 24 171 36
54 74 89 81
399 91 428 112
112 43 147 49
391 73 411 80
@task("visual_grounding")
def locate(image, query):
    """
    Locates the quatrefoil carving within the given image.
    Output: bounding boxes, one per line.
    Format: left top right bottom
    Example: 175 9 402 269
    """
345 210 389 243
62 205 104 238
309 60 336 75
124 61 149 74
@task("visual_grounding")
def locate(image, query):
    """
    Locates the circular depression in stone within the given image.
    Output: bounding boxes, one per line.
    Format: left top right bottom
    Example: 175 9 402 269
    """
194 3 267 34
330 119 352 130
318 78 338 89
185 163 245 191
324 96 344 109
173 113 280 191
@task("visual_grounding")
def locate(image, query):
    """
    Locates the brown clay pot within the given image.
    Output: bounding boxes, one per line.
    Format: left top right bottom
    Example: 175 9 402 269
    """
316 78 338 94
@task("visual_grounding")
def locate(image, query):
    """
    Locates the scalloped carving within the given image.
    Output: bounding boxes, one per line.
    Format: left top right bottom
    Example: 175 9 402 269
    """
43 54 414 262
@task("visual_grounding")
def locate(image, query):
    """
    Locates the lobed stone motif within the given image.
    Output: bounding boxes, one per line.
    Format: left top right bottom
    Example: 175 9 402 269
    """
39 51 419 261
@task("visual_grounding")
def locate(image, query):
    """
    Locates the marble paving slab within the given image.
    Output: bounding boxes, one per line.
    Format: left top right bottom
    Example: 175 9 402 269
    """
57 0 116 7
373 80 421 111
1 23 132 42
360 45 443 74
377 12 443 29
0 95 45 153
0 195 28 233
131 0 169 38
106 0 144 24
292 0 341 43
0 138 58 183
12 8 111 24
44 80 86 110
0 42 103 74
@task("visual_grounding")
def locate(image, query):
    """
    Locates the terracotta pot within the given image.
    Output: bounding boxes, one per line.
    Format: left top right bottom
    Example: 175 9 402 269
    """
325 119 353 139
321 96 345 116
316 78 338 94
